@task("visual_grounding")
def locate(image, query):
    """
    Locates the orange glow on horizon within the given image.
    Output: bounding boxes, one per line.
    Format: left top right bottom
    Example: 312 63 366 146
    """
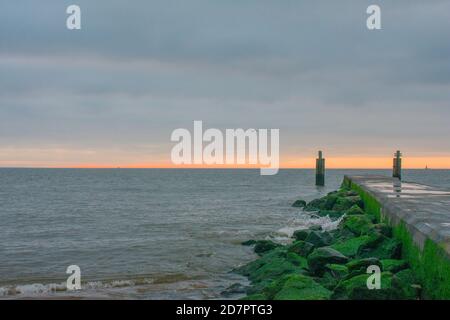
44 156 450 169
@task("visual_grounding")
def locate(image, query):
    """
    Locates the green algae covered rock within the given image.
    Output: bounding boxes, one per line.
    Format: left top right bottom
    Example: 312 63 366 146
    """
304 197 328 211
392 269 421 299
325 264 349 279
241 239 257 246
332 272 400 300
341 214 374 236
344 204 365 216
286 252 308 269
305 231 333 248
346 258 380 277
292 229 310 241
381 259 408 273
292 199 307 208
361 237 402 260
307 247 349 275
264 274 332 300
235 248 307 284
331 234 381 258
287 241 315 257
373 223 393 237
254 240 281 255
333 196 364 211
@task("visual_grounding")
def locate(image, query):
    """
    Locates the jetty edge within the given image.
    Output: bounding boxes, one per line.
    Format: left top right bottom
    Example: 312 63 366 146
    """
232 175 450 300
343 175 450 299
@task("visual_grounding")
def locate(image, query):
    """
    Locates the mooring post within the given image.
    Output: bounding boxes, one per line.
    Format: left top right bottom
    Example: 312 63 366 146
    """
393 150 402 180
316 151 325 186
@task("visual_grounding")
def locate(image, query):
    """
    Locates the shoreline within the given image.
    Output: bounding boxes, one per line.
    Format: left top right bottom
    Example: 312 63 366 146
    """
232 181 425 300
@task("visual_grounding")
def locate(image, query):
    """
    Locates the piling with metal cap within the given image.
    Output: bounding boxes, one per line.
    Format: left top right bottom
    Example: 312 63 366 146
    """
316 151 325 186
393 150 402 180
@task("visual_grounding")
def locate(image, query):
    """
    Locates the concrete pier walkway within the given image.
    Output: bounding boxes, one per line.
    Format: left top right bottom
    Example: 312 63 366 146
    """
344 175 450 298
345 175 450 255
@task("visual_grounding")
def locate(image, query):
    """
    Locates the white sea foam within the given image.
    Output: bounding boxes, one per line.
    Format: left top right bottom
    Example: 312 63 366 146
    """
0 277 154 298
273 211 345 242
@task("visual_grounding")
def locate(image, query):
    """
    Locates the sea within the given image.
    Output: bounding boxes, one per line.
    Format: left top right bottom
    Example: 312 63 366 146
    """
1 169 449 299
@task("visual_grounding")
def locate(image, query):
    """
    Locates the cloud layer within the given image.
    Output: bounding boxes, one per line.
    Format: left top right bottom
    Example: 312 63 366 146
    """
1 1 449 167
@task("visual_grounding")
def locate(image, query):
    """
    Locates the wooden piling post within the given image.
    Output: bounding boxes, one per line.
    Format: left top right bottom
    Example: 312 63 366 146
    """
316 151 325 186
393 150 402 180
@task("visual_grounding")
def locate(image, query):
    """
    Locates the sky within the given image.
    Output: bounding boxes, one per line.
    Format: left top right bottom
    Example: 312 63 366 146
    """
1 0 450 168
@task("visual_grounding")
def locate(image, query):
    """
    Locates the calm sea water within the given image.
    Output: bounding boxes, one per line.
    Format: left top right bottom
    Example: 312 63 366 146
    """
1 169 449 299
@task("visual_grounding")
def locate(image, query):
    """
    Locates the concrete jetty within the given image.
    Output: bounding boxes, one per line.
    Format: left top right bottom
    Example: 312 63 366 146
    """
344 175 450 299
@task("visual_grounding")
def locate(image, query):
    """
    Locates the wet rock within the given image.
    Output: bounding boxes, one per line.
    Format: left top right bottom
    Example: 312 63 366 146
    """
361 238 402 260
241 240 257 246
264 274 332 300
381 259 409 273
373 223 392 237
346 258 381 277
287 241 315 257
344 204 365 216
293 229 310 241
309 225 323 231
305 231 333 248
304 197 327 211
307 247 349 276
341 215 374 236
331 234 382 258
292 199 307 208
332 272 399 300
392 269 421 299
254 240 281 255
325 264 349 279
235 248 307 284
333 196 364 211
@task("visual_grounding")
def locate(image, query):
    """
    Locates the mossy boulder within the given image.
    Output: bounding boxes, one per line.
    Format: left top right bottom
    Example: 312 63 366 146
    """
293 229 310 241
346 258 381 277
373 223 393 237
286 252 308 268
264 274 332 300
341 215 374 236
325 264 349 279
344 204 365 216
305 197 328 211
287 241 315 257
305 231 333 248
241 239 257 246
292 199 307 208
332 272 402 300
254 240 281 255
331 234 382 258
381 259 408 273
392 269 421 299
361 238 402 260
235 248 307 284
307 247 349 275
333 196 363 211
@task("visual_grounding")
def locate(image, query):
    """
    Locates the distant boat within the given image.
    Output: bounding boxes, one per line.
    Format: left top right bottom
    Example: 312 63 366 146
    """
425 165 428 170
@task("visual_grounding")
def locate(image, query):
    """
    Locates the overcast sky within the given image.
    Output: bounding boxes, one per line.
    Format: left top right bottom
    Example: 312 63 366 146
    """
1 0 449 168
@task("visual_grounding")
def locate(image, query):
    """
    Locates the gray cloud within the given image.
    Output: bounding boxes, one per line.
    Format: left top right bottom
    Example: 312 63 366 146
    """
1 0 450 165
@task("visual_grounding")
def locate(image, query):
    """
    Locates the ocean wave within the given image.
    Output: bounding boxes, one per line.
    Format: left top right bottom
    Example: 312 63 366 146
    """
273 211 345 242
0 277 156 298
